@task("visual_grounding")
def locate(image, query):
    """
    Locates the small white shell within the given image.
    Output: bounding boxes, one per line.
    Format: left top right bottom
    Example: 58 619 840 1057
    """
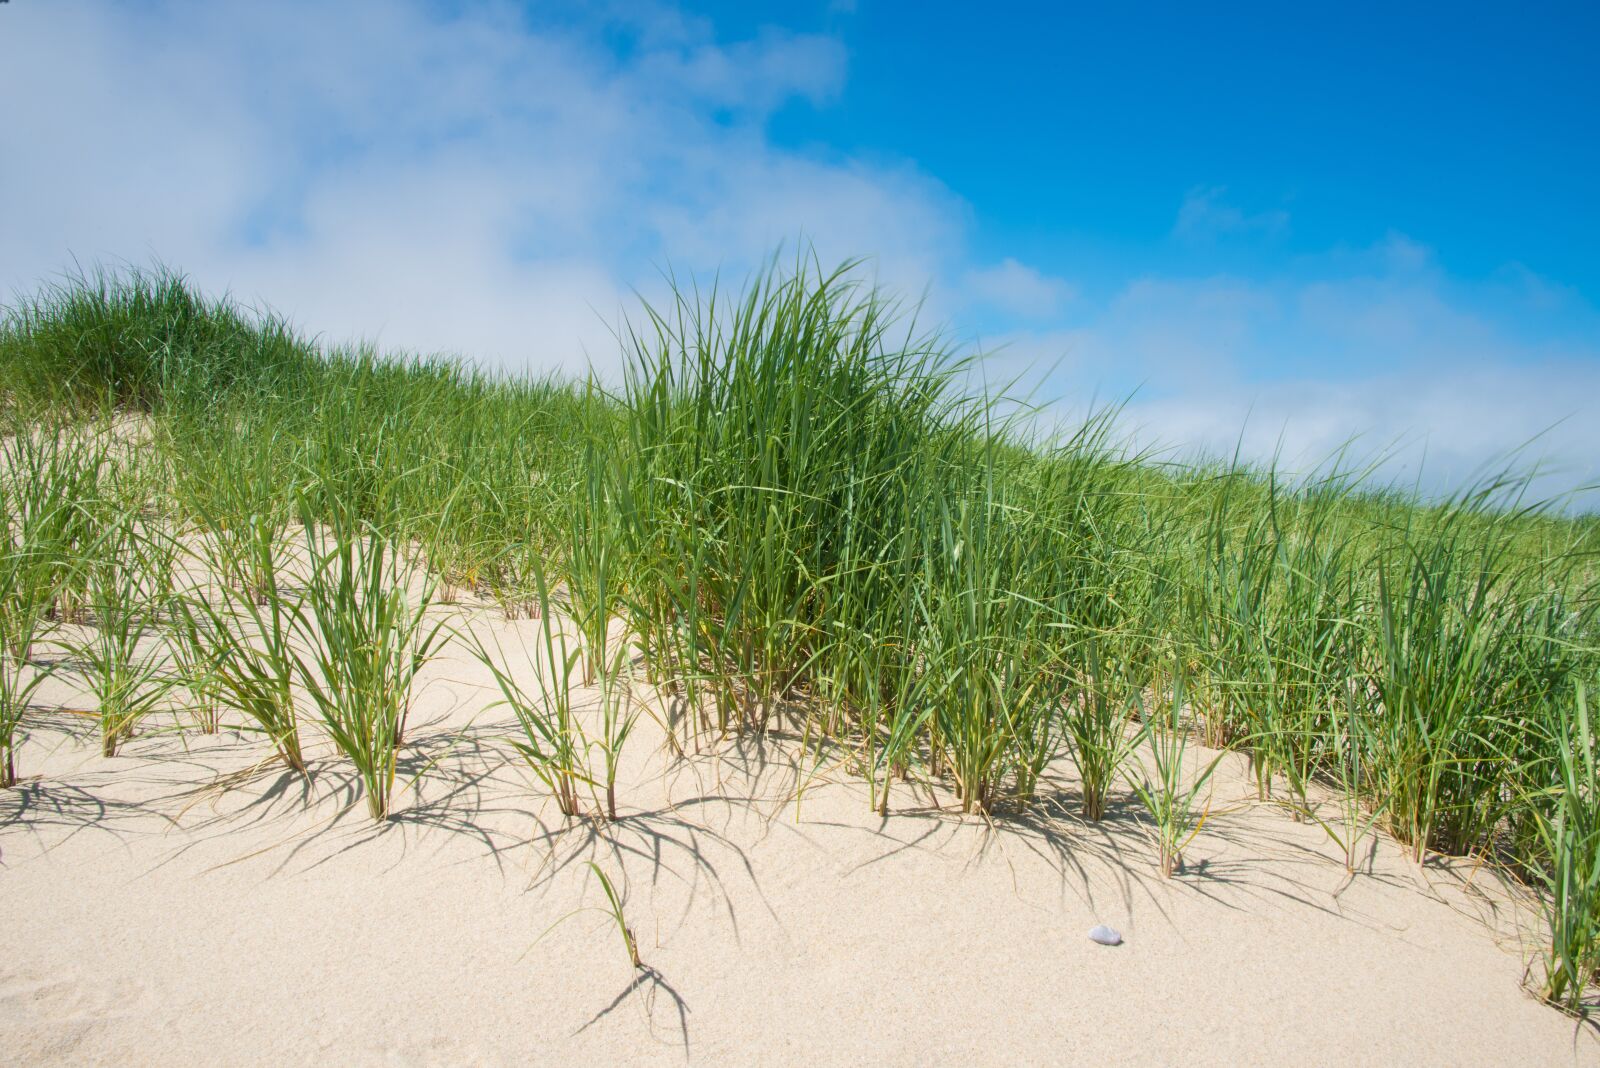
1088 924 1123 946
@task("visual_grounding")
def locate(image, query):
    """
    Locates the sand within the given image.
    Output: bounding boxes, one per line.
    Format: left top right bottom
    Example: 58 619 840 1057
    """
4 599 1597 1067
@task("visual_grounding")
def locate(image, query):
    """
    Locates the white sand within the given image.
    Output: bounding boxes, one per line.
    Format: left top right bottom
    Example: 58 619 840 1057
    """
4 602 1597 1066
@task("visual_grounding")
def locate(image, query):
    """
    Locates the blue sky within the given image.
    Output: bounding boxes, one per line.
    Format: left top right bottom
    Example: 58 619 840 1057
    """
2 1 1597 498
757 2 1599 295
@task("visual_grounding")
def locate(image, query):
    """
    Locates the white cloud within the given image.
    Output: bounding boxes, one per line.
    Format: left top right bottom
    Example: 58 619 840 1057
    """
981 249 1600 502
963 258 1078 320
1173 186 1290 242
0 0 938 376
1124 363 1598 491
637 28 848 113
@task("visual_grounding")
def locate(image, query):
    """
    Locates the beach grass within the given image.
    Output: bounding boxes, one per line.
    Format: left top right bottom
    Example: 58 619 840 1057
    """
1 259 1596 1008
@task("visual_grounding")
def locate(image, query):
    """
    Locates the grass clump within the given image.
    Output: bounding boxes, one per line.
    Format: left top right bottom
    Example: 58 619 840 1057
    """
72 505 172 757
1531 681 1600 1013
173 526 306 771
1126 668 1222 878
473 562 588 818
0 418 104 783
0 517 55 786
291 499 446 820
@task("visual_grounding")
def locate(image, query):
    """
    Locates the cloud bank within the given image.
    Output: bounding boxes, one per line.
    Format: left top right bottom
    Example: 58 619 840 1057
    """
0 0 957 373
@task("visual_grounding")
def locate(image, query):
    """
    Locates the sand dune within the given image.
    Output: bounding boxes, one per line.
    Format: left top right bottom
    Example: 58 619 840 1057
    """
4 602 1597 1066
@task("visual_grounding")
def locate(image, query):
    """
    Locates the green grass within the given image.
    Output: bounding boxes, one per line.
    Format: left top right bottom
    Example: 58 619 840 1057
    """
72 504 172 757
1532 680 1600 1011
290 495 446 821
173 519 306 772
471 559 588 818
1126 666 1225 877
2 258 1597 1010
0 417 108 782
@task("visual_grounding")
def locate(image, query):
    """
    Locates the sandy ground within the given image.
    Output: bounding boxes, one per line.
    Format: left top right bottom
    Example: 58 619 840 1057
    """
4 598 1598 1067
